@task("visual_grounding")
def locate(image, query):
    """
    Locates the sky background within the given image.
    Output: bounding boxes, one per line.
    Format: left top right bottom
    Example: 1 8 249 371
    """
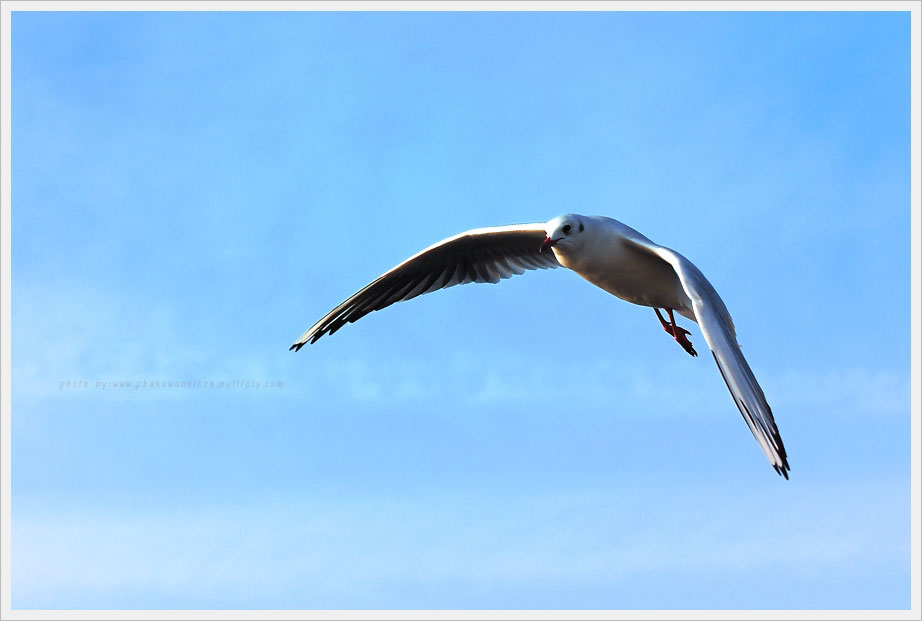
10 10 913 610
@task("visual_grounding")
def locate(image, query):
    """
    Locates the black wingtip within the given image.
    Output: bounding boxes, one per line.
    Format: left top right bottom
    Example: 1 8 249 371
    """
290 342 304 352
774 464 791 480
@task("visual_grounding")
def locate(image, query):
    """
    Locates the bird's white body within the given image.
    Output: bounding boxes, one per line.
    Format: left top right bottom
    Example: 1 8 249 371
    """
292 213 789 478
552 216 695 320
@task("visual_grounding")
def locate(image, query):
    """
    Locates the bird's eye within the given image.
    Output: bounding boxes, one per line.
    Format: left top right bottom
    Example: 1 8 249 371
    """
563 224 572 234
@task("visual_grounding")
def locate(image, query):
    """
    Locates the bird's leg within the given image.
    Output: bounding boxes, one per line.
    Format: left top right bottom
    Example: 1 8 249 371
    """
666 308 697 357
654 308 698 357
654 308 676 335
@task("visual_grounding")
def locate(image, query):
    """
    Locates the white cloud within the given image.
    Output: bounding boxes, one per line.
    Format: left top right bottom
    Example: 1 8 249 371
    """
14 275 910 428
12 477 909 608
11 280 297 405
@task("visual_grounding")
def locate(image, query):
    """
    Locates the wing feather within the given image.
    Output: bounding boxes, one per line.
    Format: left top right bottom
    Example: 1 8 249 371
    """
291 223 559 350
623 234 789 478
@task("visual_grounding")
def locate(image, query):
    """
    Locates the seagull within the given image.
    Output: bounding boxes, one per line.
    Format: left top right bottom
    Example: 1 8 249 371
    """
291 214 789 478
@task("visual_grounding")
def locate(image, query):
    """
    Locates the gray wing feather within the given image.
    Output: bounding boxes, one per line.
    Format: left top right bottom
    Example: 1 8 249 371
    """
291 224 559 350
624 235 789 478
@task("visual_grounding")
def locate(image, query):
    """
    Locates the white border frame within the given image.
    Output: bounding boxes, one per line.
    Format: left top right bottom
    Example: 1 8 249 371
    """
1 2 918 620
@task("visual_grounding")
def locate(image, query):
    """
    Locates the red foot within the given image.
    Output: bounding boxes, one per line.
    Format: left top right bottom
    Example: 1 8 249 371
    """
674 330 698 357
654 308 698 357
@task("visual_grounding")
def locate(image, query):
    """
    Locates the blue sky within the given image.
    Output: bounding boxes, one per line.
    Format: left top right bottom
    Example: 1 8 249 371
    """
9 9 913 610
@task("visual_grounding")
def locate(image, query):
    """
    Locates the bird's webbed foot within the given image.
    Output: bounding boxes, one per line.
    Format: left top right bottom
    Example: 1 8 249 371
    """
654 308 698 357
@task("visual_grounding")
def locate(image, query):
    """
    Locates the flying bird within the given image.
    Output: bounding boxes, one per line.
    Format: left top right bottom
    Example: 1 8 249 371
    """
291 214 789 478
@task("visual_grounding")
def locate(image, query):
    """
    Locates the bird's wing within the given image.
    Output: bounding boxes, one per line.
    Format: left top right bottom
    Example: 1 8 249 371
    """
291 223 560 350
622 234 790 478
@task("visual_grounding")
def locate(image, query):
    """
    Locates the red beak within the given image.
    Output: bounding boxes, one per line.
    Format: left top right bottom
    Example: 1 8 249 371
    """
541 236 558 253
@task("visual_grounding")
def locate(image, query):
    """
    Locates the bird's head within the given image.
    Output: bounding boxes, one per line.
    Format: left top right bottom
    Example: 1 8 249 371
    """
542 213 587 257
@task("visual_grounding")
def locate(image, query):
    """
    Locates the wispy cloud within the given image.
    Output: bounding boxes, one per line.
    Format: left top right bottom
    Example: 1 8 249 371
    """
13 476 908 609
14 276 910 424
12 280 294 405
309 351 910 423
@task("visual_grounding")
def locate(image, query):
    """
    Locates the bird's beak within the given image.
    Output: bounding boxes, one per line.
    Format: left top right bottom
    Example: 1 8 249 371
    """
541 236 558 253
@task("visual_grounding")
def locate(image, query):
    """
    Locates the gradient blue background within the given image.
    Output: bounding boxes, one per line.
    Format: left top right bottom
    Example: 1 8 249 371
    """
11 10 911 609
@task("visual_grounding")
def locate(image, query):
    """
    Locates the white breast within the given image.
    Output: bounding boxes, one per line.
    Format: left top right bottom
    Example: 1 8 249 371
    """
554 218 695 316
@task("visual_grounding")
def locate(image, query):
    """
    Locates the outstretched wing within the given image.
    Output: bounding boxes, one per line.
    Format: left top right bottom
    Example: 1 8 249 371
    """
291 223 560 350
624 234 790 478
